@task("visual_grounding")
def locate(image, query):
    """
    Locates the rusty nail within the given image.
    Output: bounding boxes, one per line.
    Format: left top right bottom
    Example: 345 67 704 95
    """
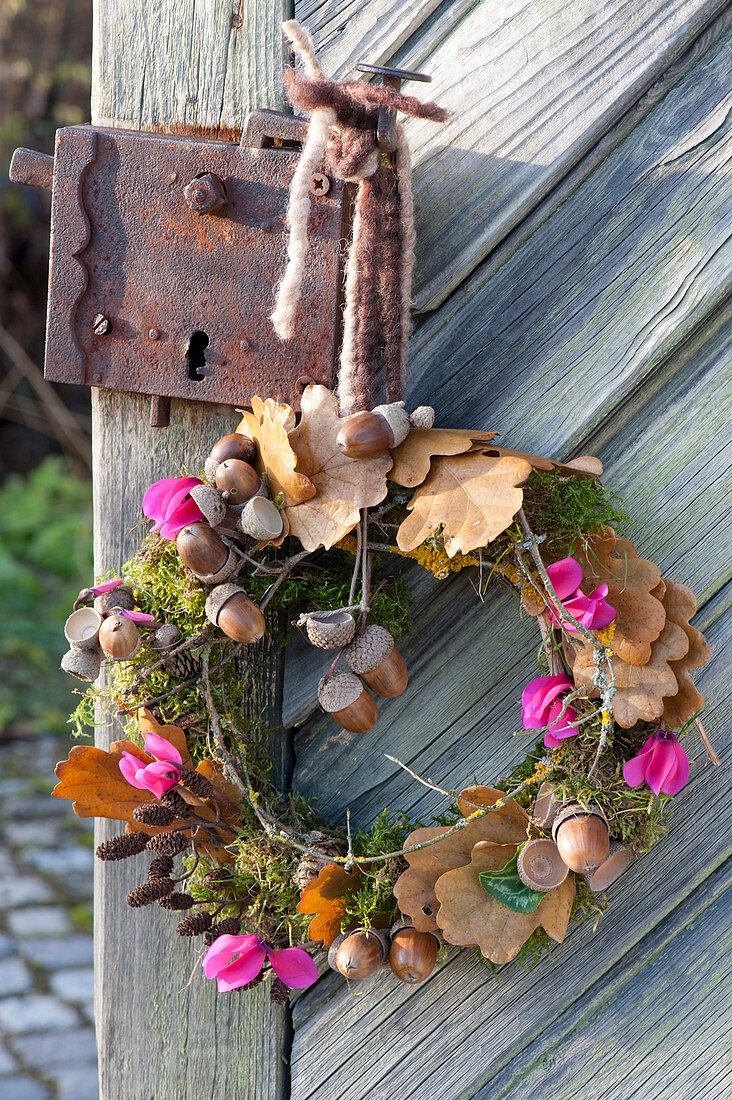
239 338 250 351
92 313 112 336
297 375 315 389
309 173 330 197
148 328 160 340
183 172 227 214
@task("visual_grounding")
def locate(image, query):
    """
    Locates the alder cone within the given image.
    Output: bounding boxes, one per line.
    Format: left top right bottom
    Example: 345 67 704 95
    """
176 523 228 576
362 649 408 698
389 927 439 983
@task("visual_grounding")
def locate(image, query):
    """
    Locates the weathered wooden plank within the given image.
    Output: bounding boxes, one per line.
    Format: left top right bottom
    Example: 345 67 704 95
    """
298 0 729 311
91 3 294 1098
473 859 732 1099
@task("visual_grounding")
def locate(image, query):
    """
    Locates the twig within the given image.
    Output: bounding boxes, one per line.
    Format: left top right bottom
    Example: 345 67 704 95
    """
348 517 362 606
259 549 312 611
116 647 242 714
345 808 354 870
121 630 211 696
695 717 721 766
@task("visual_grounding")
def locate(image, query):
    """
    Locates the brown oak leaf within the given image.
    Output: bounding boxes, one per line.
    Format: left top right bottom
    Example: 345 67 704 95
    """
434 840 576 963
660 578 710 728
296 863 362 946
53 741 152 821
476 444 603 479
285 385 392 551
393 787 530 932
237 396 316 506
396 452 532 557
572 618 689 728
388 428 498 489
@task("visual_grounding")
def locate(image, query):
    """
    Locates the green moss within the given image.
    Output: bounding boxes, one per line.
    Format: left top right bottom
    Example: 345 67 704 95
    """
520 469 629 555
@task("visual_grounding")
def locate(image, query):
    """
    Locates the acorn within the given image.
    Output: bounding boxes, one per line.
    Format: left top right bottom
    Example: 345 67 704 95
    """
532 781 562 830
333 929 389 980
409 406 435 430
389 919 440 984
336 402 410 459
214 459 260 507
176 523 236 584
61 646 102 682
584 841 634 892
318 672 377 733
64 607 103 651
204 432 257 483
94 585 135 615
99 613 140 661
516 838 569 891
205 583 266 644
189 483 227 528
237 496 284 541
305 610 356 650
343 625 408 698
552 804 609 874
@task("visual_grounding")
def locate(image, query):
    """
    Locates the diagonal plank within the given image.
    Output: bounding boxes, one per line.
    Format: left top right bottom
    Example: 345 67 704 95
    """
299 0 729 311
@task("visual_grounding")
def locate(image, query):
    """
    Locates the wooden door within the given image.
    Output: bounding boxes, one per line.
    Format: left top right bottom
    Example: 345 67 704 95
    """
92 2 732 1098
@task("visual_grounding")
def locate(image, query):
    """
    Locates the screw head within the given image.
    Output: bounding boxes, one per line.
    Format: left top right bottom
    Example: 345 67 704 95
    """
239 338 250 351
183 173 227 214
148 328 160 341
309 173 331 197
92 313 112 336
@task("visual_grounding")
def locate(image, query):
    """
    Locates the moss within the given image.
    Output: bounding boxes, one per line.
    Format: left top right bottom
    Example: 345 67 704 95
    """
519 470 629 555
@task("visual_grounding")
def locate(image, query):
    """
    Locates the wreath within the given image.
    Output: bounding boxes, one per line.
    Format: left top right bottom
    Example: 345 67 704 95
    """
51 21 715 1005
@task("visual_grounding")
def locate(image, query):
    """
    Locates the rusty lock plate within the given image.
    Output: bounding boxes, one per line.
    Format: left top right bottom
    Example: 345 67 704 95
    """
36 119 344 411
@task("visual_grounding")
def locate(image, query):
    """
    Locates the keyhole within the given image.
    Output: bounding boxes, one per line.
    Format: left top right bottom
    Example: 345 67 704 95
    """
186 330 209 381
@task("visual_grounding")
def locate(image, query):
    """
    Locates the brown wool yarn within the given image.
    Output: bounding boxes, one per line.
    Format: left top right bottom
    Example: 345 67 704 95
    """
176 912 213 937
269 977 290 1006
95 832 150 861
127 877 174 908
132 802 175 827
147 855 175 879
157 892 195 910
177 767 214 800
146 831 190 856
159 789 194 818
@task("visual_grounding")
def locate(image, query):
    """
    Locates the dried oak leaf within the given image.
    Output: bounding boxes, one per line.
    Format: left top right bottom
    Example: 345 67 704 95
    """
396 452 532 557
237 396 316 506
660 578 711 728
296 863 362 946
53 741 152 821
573 618 689 728
389 428 498 489
285 385 392 551
393 787 530 932
434 840 575 964
571 528 666 665
475 444 603 479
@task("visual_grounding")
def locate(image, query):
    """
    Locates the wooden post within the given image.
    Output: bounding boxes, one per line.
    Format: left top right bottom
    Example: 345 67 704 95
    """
91 4 293 1097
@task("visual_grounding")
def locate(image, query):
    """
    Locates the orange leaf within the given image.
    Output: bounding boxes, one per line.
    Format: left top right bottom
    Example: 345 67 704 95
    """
393 787 529 931
53 742 152 822
237 396 316 506
434 841 576 963
296 863 362 946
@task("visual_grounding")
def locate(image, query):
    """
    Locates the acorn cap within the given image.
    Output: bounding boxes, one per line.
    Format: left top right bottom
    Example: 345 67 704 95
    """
343 625 394 673
373 402 411 447
64 607 103 650
205 583 247 626
204 455 220 485
551 802 607 840
61 646 102 681
318 672 364 713
516 838 569 891
409 406 435 430
95 585 135 615
532 781 562 830
583 841 635 892
327 930 349 971
237 496 284 541
189 483 227 527
192 545 238 586
306 610 357 650
153 624 181 652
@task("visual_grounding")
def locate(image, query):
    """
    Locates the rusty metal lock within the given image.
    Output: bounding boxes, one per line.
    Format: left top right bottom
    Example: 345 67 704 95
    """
10 111 345 426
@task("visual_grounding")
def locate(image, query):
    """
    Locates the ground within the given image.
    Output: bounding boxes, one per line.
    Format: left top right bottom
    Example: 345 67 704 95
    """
0 734 98 1100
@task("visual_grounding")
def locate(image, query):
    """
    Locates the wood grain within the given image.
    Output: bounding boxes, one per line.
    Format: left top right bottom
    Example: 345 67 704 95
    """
91 3 294 1097
298 0 729 311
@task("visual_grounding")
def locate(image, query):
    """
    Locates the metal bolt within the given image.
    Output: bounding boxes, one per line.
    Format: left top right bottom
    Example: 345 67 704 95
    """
239 338 250 351
309 172 330 197
92 313 112 336
183 173 227 214
148 328 160 340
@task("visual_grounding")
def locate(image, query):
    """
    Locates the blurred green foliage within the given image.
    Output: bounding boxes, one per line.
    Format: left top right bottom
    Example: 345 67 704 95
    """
0 456 92 736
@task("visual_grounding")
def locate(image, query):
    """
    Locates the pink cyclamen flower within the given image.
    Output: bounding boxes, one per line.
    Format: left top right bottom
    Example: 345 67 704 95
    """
74 578 123 609
623 730 689 796
522 674 581 749
545 556 617 632
119 730 183 799
203 934 318 993
114 609 156 624
142 477 204 540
